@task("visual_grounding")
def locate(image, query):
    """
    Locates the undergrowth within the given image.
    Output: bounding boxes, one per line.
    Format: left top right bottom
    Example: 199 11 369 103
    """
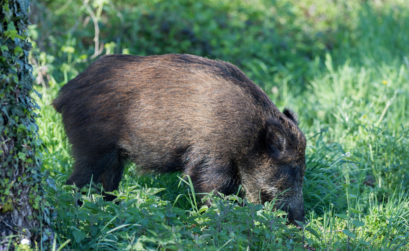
29 0 409 250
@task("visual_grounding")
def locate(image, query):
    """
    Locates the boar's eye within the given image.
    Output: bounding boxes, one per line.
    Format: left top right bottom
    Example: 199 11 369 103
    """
285 166 297 179
281 166 303 184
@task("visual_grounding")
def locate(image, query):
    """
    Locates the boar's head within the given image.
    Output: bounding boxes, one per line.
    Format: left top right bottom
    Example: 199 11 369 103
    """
241 108 306 224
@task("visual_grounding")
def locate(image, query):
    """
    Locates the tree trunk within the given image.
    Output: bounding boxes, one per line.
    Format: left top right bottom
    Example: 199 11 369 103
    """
0 0 52 249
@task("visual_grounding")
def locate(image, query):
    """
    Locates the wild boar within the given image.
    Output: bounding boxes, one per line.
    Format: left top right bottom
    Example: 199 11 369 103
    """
53 54 306 223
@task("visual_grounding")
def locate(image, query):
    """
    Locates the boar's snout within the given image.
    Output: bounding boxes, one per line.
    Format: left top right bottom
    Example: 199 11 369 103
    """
287 201 305 225
280 187 305 225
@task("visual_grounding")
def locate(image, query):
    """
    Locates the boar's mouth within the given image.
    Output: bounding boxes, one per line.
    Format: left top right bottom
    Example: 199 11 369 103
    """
259 188 305 225
278 195 305 225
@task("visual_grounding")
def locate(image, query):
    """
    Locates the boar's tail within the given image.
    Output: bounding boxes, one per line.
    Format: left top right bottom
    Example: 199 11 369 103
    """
53 83 73 113
52 96 63 113
53 97 62 113
52 78 77 113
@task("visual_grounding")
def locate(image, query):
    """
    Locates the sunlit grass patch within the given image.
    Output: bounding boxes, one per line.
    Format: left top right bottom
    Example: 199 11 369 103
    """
31 0 409 249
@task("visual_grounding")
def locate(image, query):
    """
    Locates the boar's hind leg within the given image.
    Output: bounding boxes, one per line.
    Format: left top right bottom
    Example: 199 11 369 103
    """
98 158 125 201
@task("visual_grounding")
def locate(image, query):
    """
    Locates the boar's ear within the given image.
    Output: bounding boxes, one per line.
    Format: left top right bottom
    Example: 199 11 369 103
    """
283 108 298 124
265 118 287 158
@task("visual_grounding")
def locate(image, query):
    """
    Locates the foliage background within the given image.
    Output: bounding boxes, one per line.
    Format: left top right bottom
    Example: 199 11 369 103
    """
29 0 408 249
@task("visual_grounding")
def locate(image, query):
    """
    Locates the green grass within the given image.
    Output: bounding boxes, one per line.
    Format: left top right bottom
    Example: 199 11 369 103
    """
30 0 409 250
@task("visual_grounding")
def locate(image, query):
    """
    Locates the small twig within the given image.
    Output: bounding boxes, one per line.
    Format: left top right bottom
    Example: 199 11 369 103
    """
83 0 103 58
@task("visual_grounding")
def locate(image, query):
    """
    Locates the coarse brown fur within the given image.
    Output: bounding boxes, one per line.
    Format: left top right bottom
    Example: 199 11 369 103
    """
53 54 306 223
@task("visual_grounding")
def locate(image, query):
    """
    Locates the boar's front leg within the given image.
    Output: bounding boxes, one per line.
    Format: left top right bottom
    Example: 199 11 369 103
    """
184 156 241 199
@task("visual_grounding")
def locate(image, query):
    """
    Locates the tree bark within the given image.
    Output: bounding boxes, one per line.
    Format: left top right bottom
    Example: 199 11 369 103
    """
0 0 52 249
